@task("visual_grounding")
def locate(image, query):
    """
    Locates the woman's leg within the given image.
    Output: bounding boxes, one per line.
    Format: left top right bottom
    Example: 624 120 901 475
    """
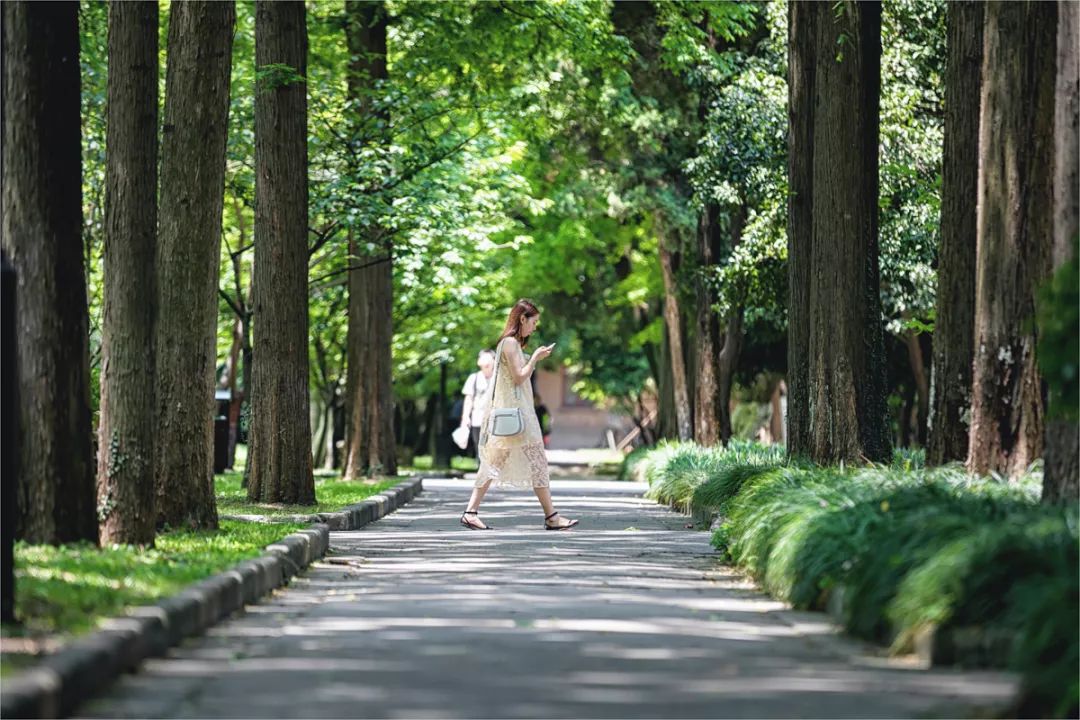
466 479 492 512
532 486 576 528
462 479 493 529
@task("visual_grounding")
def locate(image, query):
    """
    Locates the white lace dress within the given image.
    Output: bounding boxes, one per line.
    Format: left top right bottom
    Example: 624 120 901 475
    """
475 338 550 489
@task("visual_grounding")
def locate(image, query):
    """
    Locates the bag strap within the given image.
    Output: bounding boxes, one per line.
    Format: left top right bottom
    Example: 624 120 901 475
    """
488 337 522 406
489 338 505 396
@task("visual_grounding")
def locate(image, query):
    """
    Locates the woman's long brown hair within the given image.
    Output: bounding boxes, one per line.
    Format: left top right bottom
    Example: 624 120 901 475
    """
498 298 540 348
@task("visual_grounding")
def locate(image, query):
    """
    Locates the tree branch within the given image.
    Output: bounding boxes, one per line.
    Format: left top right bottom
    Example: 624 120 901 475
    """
308 253 393 287
219 288 244 319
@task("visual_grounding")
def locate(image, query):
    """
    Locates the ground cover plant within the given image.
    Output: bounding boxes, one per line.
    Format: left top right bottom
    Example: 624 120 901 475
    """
215 472 398 518
628 442 1079 718
10 519 307 639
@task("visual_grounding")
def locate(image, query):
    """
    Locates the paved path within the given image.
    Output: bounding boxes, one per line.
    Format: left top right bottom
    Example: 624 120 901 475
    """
81 479 1016 719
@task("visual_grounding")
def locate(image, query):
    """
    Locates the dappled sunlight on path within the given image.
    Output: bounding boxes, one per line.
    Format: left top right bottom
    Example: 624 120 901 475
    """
81 479 1016 719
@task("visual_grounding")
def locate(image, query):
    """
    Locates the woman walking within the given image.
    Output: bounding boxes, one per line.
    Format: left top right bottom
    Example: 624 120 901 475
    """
461 299 578 531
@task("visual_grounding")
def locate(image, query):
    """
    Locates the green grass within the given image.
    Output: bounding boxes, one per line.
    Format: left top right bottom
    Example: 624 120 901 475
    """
214 472 398 517
401 454 479 472
7 520 307 638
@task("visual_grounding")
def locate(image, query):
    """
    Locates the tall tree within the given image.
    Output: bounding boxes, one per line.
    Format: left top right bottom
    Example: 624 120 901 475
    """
786 0 816 458
610 0 698 442
155 0 235 528
343 0 397 478
968 1 1056 479
787 0 890 464
247 0 315 503
1042 0 1079 502
694 204 722 446
1 1 97 544
716 205 747 445
97 0 159 545
659 228 692 441
928 1 983 466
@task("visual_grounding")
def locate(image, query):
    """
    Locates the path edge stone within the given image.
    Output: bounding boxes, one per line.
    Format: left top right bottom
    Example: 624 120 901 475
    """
0 477 423 719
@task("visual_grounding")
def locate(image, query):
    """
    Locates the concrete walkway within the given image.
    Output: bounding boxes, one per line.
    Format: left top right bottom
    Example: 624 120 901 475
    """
81 479 1016 719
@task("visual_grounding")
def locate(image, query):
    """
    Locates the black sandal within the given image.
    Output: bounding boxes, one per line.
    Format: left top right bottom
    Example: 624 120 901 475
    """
461 510 492 530
544 511 578 531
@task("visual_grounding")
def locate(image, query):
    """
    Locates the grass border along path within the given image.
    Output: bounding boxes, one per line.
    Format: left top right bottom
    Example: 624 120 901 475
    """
8 520 308 642
627 440 1078 719
215 472 398 519
7 473 398 640
3 473 422 718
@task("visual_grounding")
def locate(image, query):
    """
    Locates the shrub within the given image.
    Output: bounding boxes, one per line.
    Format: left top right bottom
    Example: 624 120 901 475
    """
695 450 1075 718
643 442 723 510
618 444 653 482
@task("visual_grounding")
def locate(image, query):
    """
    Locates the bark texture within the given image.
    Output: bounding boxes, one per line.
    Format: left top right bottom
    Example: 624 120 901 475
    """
155 0 235 527
1043 0 1079 503
968 1 1056 479
343 1 397 478
1 1 97 544
785 0 816 457
716 206 747 445
693 205 722 446
660 232 692 441
928 0 983 466
97 0 159 545
248 0 315 503
789 0 890 464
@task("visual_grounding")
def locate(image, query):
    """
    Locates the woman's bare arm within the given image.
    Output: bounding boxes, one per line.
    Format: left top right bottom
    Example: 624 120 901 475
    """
502 337 551 385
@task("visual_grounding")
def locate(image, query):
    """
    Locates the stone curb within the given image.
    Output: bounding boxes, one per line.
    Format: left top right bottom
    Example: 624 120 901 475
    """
0 477 423 719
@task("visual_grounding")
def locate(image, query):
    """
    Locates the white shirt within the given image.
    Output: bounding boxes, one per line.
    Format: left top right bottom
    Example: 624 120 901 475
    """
462 371 492 427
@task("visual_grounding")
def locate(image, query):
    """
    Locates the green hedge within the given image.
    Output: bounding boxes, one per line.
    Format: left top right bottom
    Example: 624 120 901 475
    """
626 442 1079 718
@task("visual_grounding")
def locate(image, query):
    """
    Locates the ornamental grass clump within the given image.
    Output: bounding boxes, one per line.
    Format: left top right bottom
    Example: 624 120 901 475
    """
641 440 785 511
618 444 653 481
644 442 725 510
694 445 1074 718
887 504 1078 718
834 468 1039 641
640 438 1074 717
691 462 784 514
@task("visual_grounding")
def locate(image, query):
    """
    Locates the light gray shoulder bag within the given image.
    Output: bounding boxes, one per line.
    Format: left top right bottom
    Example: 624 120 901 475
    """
487 339 525 437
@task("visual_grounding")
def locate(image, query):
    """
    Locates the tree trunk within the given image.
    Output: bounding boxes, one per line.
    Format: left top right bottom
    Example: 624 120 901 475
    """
717 204 748 445
968 1 1056 479
240 287 253 482
793 0 891 464
343 1 397 478
324 402 337 470
97 0 158 545
1 1 97 544
1043 0 1079 503
155 0 234 529
659 232 692 441
224 317 242 468
786 0 816 459
928 1 983 466
717 311 744 444
432 362 451 469
248 0 315 504
904 330 929 447
654 324 679 441
227 197 255 479
694 204 722 446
